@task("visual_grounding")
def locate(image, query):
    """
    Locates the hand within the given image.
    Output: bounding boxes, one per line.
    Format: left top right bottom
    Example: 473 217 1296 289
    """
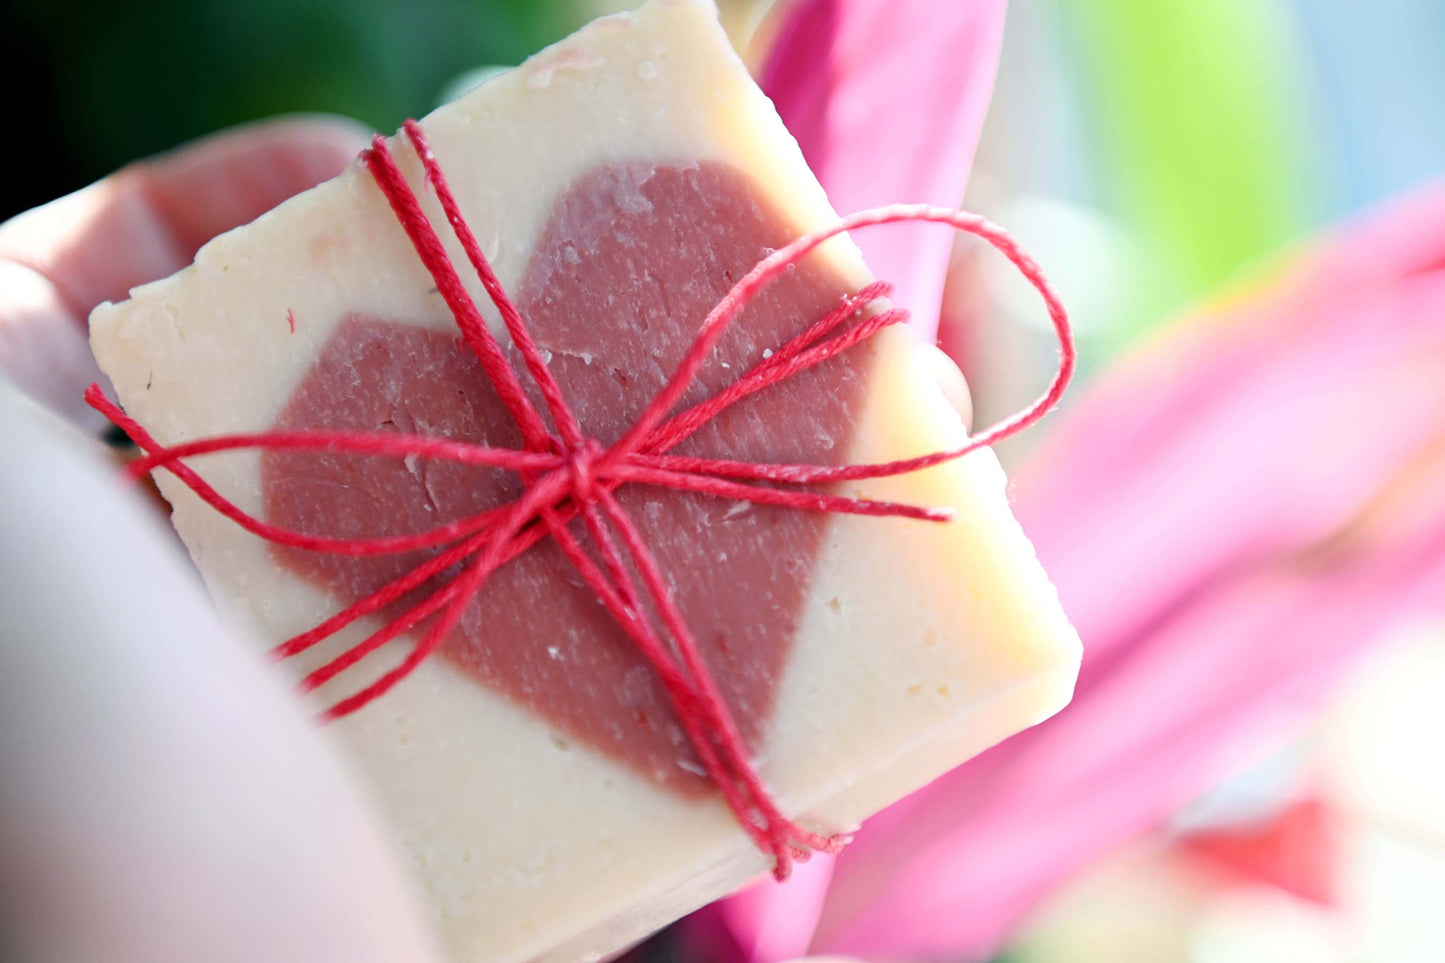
0 118 445 963
0 114 978 963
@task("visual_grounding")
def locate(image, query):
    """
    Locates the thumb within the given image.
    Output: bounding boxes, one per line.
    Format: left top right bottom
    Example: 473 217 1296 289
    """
0 382 443 962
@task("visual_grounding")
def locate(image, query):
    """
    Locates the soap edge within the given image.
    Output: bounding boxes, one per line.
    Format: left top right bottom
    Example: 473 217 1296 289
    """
87 0 741 347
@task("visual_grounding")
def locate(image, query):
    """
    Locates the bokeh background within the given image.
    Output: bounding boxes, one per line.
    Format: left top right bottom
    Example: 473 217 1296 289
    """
4 0 1442 960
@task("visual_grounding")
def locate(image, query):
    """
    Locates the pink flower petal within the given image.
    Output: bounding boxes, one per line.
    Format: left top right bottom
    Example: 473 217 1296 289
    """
761 0 1008 340
815 180 1445 959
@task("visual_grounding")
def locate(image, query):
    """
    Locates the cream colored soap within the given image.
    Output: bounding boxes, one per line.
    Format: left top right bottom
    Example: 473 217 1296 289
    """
90 2 1081 961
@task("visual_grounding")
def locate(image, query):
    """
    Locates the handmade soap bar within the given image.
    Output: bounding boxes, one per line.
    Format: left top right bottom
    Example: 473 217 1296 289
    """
90 1 1081 960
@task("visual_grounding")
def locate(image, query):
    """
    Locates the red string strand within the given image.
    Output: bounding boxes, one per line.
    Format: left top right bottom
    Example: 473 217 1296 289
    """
89 122 1075 880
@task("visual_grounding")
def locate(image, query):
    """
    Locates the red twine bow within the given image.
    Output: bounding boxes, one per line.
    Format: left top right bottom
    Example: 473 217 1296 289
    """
88 119 1075 879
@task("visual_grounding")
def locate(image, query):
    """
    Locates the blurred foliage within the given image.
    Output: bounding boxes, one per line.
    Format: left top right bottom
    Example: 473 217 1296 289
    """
1053 0 1322 342
1 0 589 218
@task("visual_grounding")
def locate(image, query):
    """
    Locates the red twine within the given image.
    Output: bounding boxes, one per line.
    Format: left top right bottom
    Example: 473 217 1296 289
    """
87 119 1075 879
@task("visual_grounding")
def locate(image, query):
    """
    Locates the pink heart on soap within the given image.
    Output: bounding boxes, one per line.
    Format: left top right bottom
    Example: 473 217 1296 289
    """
262 162 872 793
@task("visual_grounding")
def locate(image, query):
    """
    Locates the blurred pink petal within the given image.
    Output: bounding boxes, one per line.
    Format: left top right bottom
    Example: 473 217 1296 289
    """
708 852 837 963
761 0 1007 340
812 180 1445 959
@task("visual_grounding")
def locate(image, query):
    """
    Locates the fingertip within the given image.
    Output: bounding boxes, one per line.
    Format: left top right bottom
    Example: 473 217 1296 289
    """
132 114 373 259
922 341 973 431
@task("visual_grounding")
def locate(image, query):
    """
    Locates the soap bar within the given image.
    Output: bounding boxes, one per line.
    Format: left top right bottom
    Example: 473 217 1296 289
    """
89 1 1081 960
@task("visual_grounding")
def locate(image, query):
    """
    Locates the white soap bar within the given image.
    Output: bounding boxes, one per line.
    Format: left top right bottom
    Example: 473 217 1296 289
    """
90 2 1081 960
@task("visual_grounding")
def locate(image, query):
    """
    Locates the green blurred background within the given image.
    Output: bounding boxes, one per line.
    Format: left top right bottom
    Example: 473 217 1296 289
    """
0 0 588 219
7 0 1442 348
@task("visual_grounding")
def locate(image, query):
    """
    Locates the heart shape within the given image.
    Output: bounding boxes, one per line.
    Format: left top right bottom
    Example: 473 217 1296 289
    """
262 162 871 794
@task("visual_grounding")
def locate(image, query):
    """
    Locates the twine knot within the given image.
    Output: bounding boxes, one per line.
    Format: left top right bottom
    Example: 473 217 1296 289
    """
562 437 606 505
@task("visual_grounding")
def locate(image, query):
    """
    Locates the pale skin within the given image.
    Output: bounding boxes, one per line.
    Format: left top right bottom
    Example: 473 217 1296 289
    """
0 116 966 961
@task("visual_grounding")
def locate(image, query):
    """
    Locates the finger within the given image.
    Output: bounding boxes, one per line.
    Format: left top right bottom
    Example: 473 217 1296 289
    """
0 115 370 312
922 341 973 431
0 383 444 963
925 237 984 431
0 260 109 427
0 116 369 428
